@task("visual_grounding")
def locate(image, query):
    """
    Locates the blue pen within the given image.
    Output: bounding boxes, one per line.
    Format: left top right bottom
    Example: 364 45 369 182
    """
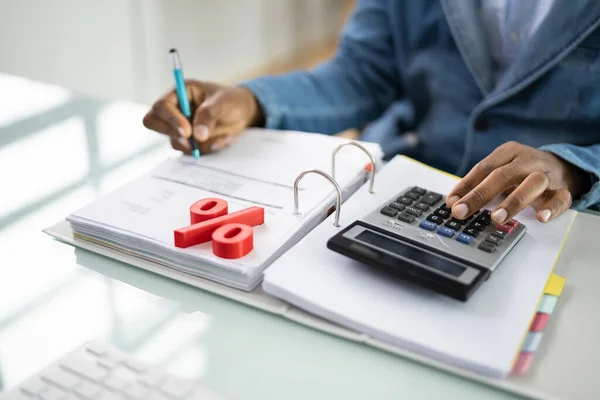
169 48 200 159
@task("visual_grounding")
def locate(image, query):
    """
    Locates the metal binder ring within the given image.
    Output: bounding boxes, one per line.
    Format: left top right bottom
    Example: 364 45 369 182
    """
332 141 376 194
293 169 342 228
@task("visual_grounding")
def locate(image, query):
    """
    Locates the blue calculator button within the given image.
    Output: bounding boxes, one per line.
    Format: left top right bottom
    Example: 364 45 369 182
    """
419 220 437 231
456 233 474 245
437 226 456 238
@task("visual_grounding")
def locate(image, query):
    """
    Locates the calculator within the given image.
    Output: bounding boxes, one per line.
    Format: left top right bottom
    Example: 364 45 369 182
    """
327 186 527 300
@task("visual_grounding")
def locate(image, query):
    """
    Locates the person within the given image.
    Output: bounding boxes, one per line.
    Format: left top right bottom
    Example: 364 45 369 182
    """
143 0 600 226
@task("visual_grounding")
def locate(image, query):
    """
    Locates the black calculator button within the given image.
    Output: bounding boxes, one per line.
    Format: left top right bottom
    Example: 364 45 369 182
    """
389 202 406 211
434 208 451 218
411 186 427 195
479 241 496 253
475 215 492 225
405 207 423 217
485 235 503 246
490 229 507 239
444 221 461 230
450 218 468 225
404 192 421 200
426 214 444 224
462 227 480 238
414 202 430 211
397 196 413 205
421 192 443 205
398 212 416 223
481 209 491 217
440 203 451 211
380 207 398 217
468 221 485 230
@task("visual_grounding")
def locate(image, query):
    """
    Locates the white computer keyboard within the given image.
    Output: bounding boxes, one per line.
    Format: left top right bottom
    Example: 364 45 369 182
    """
0 341 226 400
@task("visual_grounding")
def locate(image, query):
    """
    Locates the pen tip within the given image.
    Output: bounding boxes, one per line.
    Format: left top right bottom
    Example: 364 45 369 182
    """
192 149 200 159
169 48 177 54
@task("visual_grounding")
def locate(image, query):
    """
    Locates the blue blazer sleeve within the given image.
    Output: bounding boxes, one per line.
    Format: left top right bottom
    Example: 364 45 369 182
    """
540 143 600 209
241 0 401 135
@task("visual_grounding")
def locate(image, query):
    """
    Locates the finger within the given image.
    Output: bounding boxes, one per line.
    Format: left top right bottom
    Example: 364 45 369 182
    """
197 134 229 154
143 113 175 137
192 101 222 143
535 188 572 223
451 164 523 220
447 142 520 207
491 171 550 225
170 136 192 154
152 96 192 138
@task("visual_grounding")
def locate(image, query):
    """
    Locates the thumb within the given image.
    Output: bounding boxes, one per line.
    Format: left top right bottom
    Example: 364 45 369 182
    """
192 102 221 142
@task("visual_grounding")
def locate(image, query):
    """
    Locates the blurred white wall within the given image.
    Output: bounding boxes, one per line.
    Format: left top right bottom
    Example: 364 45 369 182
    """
0 0 345 104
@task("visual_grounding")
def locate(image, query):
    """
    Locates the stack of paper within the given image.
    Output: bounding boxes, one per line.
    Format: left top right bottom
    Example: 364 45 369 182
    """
263 155 575 377
67 129 382 290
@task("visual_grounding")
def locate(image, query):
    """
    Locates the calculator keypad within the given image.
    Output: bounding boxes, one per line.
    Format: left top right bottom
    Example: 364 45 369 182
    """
379 186 522 256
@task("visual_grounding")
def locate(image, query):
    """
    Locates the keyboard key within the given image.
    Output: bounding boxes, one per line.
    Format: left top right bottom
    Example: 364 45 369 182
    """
444 221 461 230
481 209 491 216
380 207 398 217
396 196 413 205
160 377 194 398
437 226 455 238
103 375 128 391
397 212 416 223
413 201 430 211
123 383 149 399
21 378 49 396
60 357 108 382
138 370 167 388
125 359 147 374
419 220 437 231
462 227 480 238
405 207 423 217
426 214 444 224
421 192 443 205
41 368 80 390
411 186 427 195
506 219 519 228
479 241 497 253
450 218 468 225
485 235 503 246
490 230 507 239
106 352 125 364
39 387 67 400
468 221 485 230
85 342 109 357
97 357 119 370
475 214 491 225
496 221 517 233
388 201 405 211
75 381 102 399
456 233 474 245
440 203 451 211
404 191 420 200
434 208 450 218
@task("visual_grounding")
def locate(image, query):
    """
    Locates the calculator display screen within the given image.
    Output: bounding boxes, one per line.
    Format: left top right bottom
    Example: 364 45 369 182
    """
355 230 466 277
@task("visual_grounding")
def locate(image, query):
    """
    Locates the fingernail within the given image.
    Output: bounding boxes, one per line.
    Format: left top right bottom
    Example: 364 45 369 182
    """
210 142 223 152
177 127 186 137
194 124 209 141
453 203 469 219
224 136 233 146
540 209 552 222
447 196 460 206
492 208 508 224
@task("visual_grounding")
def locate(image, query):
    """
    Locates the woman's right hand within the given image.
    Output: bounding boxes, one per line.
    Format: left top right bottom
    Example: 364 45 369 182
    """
143 80 264 154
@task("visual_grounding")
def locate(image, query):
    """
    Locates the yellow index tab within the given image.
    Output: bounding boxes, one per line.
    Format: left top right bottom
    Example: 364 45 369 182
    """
544 273 566 296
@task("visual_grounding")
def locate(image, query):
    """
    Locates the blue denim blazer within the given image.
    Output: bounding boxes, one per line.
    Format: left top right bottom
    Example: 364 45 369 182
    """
244 0 600 209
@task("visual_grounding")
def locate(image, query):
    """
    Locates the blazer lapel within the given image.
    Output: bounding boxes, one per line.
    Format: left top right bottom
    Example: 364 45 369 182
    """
491 0 600 100
441 0 495 95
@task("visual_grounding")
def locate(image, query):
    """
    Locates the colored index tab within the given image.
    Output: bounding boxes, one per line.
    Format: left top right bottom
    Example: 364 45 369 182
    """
538 294 558 314
544 273 566 296
511 352 534 375
522 332 543 353
530 312 550 332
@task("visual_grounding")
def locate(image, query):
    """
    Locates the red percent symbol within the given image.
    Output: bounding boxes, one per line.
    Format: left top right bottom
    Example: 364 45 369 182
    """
174 198 264 259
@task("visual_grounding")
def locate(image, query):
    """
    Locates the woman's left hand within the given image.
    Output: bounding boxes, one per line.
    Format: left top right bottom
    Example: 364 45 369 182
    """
446 141 589 224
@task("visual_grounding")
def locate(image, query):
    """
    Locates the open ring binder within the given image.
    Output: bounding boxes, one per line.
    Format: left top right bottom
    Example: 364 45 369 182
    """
332 141 376 194
293 169 342 227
